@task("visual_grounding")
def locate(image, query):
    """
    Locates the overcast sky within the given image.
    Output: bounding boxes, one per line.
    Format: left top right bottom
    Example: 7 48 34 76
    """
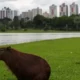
0 0 80 15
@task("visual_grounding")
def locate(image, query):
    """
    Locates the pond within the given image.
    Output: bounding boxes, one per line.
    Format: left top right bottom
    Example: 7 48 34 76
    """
0 33 80 45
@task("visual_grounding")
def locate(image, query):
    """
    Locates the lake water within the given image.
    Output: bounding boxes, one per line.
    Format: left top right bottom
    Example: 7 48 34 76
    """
0 33 80 45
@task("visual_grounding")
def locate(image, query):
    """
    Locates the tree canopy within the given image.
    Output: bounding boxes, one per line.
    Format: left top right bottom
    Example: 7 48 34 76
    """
0 14 80 32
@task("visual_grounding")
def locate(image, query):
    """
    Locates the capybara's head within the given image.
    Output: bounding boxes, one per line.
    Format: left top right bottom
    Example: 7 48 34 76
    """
0 46 11 60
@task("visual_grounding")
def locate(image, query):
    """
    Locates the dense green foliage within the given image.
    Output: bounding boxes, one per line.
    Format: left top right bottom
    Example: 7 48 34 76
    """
0 15 80 32
0 38 80 80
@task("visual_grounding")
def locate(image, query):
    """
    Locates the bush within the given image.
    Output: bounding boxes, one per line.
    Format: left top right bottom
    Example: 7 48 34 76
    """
24 28 27 31
43 27 49 31
1 27 6 32
0 23 6 32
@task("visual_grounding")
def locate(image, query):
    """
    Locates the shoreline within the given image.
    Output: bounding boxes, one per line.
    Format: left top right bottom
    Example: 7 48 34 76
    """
1 29 80 33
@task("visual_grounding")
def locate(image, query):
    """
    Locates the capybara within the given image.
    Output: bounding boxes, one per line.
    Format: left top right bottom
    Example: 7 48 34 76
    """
0 46 51 80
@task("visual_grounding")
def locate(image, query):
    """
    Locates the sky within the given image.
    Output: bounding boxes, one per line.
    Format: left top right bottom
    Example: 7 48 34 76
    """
0 0 80 15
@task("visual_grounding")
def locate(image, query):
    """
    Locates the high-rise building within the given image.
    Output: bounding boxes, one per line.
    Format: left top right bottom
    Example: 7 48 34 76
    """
14 10 18 17
21 12 27 18
49 4 57 18
43 12 49 18
27 10 32 20
20 10 32 20
60 3 68 16
32 7 42 19
70 2 78 15
20 7 42 20
0 7 18 20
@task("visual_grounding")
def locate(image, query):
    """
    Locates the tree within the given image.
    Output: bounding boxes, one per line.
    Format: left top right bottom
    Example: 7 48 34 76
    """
20 18 25 28
2 18 11 29
0 23 6 32
74 16 80 30
25 17 30 21
33 15 46 29
13 16 20 30
25 21 34 29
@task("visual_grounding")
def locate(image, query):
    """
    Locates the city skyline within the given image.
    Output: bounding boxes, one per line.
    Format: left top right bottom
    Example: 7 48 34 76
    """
0 0 80 14
20 2 79 18
0 2 79 20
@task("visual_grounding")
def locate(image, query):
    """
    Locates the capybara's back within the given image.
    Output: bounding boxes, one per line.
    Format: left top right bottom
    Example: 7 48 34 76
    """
16 53 51 80
0 47 51 80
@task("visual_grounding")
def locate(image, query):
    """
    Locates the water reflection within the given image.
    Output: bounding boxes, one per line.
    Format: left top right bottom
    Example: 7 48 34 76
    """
0 33 80 45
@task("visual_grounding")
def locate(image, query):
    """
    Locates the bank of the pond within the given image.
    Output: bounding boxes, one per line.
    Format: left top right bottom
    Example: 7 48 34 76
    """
0 38 80 80
0 29 80 33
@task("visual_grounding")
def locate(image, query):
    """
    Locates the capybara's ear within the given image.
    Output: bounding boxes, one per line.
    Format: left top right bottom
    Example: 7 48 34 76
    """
7 46 11 50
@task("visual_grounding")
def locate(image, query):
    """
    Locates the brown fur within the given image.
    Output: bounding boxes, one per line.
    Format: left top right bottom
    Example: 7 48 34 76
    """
0 47 51 80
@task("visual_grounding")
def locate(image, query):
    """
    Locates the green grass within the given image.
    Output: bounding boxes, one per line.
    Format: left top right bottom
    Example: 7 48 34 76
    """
0 29 80 33
0 38 80 80
0 29 55 33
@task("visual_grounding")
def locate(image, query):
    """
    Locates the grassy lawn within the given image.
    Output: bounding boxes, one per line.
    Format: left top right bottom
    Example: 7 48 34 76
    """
0 29 55 33
0 38 80 80
0 29 80 33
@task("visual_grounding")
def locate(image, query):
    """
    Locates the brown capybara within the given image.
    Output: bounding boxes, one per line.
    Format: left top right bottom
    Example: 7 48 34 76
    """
0 46 51 80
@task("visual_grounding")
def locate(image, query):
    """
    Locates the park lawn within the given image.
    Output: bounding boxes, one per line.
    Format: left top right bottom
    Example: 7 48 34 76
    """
0 29 79 33
0 38 80 80
0 29 55 33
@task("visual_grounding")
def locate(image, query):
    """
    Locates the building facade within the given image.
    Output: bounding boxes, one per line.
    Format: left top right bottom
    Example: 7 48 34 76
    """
27 10 32 20
60 3 68 16
70 2 78 15
43 12 49 18
20 10 32 20
21 12 27 19
49 4 57 18
32 7 42 19
14 10 18 17
20 7 42 20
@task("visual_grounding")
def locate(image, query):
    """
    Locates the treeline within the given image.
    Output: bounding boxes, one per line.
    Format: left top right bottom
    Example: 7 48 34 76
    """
0 15 80 32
